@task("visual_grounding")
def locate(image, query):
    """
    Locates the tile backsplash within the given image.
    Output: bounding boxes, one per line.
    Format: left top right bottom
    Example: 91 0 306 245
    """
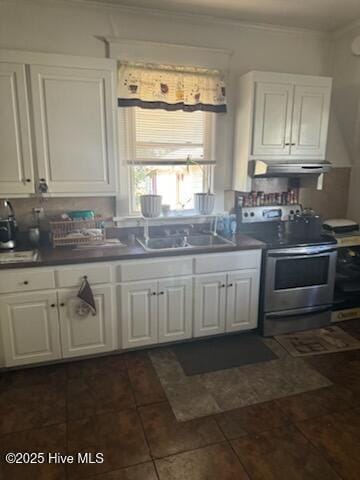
225 167 350 219
9 167 351 232
9 196 116 231
298 167 350 220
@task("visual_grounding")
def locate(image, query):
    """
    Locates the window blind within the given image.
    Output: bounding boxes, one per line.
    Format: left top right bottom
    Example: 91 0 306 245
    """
121 107 215 165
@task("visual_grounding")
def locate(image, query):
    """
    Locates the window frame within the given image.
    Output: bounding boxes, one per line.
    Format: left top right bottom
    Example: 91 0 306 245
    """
121 107 216 214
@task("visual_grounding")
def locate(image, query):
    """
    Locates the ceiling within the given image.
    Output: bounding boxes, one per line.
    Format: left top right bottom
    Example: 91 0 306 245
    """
80 0 360 32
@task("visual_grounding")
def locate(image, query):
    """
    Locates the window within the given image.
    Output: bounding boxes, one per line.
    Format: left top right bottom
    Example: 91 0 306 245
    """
120 107 215 213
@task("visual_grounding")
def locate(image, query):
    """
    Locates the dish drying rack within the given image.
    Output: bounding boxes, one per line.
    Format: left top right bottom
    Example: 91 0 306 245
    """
50 219 105 248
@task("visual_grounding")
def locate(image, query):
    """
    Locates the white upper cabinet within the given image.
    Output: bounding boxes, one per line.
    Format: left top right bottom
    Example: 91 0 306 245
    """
0 50 117 196
30 64 116 194
0 62 34 195
290 85 331 158
233 71 332 191
252 82 294 157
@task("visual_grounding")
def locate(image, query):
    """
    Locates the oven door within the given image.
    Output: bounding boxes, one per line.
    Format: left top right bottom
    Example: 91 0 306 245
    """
264 245 337 312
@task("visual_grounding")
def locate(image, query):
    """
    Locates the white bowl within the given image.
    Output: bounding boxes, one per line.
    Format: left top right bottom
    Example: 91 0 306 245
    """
140 195 162 218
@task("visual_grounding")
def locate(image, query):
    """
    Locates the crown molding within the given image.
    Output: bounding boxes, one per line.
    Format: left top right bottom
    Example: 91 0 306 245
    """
1 0 329 39
331 18 360 39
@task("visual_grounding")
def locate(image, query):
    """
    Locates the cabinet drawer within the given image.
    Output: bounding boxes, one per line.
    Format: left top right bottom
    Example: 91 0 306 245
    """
55 264 112 288
117 257 193 282
0 269 55 294
194 250 261 274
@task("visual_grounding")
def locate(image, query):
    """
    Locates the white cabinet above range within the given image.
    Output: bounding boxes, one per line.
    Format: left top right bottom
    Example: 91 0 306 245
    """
0 50 117 196
233 71 332 192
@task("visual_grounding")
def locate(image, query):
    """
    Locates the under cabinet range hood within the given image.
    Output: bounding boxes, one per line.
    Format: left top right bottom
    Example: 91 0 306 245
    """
249 160 332 178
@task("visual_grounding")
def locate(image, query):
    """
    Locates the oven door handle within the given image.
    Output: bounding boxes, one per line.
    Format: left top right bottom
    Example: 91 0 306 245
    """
266 304 333 320
268 248 337 258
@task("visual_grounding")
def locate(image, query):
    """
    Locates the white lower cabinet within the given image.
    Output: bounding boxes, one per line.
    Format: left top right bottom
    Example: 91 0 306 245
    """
225 270 260 333
158 277 193 343
194 270 260 338
58 285 115 358
120 280 158 349
0 251 262 367
120 277 193 348
194 274 227 337
0 291 61 367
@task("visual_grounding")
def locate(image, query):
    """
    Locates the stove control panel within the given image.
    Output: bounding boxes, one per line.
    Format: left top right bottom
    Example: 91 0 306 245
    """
240 205 302 223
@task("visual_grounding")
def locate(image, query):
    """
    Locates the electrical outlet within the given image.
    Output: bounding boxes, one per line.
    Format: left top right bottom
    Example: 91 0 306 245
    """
33 207 44 219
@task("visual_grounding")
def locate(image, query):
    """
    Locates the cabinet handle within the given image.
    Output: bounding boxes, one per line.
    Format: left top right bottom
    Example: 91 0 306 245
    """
228 283 233 287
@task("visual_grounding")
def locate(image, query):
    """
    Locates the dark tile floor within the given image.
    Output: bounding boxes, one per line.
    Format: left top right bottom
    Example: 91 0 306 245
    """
1 320 360 480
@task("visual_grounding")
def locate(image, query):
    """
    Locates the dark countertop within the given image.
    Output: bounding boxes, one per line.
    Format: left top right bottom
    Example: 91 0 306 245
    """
0 234 265 270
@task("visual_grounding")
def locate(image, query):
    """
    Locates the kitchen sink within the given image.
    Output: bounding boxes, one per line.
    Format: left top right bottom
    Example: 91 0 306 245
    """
137 236 190 251
187 234 235 247
137 233 235 252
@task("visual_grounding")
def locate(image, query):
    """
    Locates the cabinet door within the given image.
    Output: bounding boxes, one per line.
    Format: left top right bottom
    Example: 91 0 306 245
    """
252 82 293 156
0 291 61 367
120 281 158 348
58 285 115 358
290 85 331 158
226 270 260 333
158 277 192 343
30 64 116 193
194 274 226 338
0 62 34 194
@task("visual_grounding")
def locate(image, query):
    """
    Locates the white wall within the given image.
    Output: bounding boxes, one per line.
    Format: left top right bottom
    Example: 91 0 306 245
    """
332 25 360 221
0 0 336 211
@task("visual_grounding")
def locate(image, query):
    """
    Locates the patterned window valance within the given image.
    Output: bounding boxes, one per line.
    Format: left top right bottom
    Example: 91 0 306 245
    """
118 62 227 113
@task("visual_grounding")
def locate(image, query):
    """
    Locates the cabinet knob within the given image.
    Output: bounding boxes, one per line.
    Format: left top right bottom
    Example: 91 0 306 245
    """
23 281 29 285
26 178 31 183
158 291 164 295
285 142 290 146
228 283 233 287
221 284 226 288
50 303 56 308
60 302 65 307
150 292 157 296
291 143 296 146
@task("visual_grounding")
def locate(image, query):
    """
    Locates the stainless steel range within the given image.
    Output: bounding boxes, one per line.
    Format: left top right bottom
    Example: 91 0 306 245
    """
237 203 337 336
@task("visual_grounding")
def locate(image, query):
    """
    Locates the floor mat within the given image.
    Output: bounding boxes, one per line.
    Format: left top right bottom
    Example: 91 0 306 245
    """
275 326 360 357
173 334 277 376
150 338 332 421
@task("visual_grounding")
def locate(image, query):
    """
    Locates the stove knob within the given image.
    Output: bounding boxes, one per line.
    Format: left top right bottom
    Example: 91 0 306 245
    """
244 212 249 218
250 212 255 217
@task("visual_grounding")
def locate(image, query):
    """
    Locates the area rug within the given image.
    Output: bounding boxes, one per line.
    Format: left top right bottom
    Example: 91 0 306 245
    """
275 326 360 357
173 334 277 375
149 338 332 421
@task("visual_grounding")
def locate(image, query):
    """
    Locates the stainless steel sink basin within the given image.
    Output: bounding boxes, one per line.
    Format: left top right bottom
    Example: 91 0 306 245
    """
137 236 190 251
187 234 235 247
137 233 235 252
